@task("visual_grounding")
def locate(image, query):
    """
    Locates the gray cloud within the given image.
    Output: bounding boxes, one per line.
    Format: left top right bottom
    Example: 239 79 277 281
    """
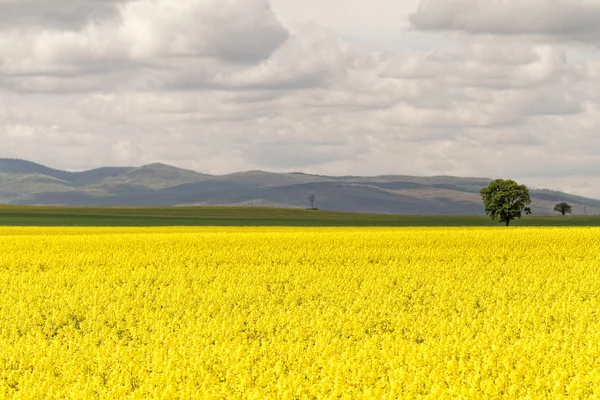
0 0 126 29
410 0 600 42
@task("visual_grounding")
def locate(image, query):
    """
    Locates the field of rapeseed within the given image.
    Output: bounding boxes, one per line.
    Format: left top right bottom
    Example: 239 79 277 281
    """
1 227 599 399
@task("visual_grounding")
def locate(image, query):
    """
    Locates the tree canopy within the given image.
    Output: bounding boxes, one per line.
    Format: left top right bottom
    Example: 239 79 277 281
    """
480 179 532 226
554 202 572 216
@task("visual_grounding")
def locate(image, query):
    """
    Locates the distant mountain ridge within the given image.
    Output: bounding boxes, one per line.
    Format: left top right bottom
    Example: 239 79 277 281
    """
1 158 599 215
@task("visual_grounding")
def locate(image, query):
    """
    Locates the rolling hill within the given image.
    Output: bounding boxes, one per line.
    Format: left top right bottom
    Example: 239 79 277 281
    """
1 158 599 215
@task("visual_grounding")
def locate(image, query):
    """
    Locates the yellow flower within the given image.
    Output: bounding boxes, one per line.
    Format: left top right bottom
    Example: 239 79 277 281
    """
0 226 598 398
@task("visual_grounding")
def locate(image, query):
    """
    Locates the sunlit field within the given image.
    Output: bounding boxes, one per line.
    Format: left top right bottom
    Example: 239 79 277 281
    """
1 227 599 398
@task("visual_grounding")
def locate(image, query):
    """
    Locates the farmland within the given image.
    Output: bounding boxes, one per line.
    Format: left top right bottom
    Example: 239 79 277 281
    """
1 227 600 398
1 205 600 226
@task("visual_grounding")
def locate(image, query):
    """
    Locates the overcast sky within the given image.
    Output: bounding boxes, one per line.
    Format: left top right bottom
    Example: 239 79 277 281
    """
2 0 600 198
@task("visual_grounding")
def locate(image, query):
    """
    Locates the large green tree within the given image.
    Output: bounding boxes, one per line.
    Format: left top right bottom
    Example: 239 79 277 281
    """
480 179 532 226
554 202 572 216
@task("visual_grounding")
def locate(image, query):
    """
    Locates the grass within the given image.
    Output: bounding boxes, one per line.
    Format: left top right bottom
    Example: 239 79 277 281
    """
1 206 600 227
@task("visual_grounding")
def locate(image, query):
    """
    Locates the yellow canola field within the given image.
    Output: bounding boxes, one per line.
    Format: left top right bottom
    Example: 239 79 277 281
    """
1 227 600 399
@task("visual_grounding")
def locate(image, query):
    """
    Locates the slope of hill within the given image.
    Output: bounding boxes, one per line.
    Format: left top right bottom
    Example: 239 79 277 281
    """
0 173 74 204
0 158 132 186
219 171 332 188
98 163 212 189
1 158 599 215
68 167 134 186
0 159 76 182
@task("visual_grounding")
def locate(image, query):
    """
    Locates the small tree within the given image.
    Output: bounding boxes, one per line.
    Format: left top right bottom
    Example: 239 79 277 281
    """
480 179 532 226
554 202 572 216
307 194 316 209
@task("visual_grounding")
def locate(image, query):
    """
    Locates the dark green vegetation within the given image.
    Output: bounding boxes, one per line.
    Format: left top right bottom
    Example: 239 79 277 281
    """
481 179 532 226
554 202 573 216
2 158 600 216
2 206 600 227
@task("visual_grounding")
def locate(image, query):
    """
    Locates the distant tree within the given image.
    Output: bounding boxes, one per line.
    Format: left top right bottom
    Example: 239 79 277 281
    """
307 194 316 209
480 179 532 226
554 202 572 216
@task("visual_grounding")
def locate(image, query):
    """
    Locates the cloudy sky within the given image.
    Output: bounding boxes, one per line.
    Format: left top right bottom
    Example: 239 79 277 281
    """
1 0 600 198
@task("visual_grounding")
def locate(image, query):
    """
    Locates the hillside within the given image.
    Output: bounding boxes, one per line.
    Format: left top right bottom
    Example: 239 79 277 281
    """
1 158 599 215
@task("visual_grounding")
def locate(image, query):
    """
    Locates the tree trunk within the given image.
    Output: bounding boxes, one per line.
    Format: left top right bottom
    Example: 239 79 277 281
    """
505 219 510 227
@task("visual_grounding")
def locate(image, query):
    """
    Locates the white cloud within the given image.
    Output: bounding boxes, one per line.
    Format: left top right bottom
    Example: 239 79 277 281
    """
117 0 288 62
112 140 140 162
215 25 349 89
1 0 600 198
0 0 288 80
270 0 419 34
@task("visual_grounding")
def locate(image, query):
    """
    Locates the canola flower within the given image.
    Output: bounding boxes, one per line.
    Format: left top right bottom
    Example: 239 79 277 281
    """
1 227 600 399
